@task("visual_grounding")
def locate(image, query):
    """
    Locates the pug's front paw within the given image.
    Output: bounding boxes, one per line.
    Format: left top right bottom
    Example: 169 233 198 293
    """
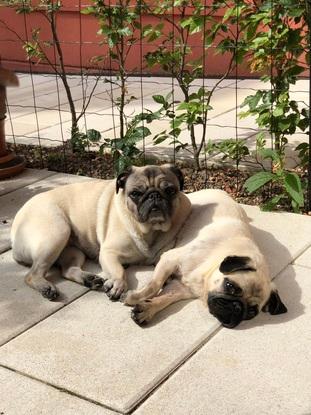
83 274 104 290
123 290 141 306
131 301 153 326
103 278 127 301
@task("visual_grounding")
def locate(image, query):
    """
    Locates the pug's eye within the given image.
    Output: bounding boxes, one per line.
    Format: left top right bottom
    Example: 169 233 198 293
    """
224 279 242 296
130 191 142 199
165 186 176 196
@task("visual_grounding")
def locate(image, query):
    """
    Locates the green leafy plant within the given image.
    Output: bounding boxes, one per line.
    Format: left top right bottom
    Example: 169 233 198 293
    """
244 148 305 213
99 114 154 173
295 142 309 168
205 138 250 168
141 0 237 170
82 0 154 171
71 128 102 153
215 0 309 212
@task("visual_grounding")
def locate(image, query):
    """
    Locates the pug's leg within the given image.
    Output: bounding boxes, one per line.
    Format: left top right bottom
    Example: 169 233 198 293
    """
99 249 127 301
58 246 104 290
22 226 71 301
25 263 59 301
24 241 70 301
124 250 180 305
131 279 194 326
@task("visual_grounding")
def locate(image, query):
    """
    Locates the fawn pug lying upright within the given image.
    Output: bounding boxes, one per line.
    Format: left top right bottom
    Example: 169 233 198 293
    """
125 189 287 328
11 165 191 301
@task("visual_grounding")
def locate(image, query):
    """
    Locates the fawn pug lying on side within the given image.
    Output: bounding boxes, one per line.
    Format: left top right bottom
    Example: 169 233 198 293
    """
124 189 287 328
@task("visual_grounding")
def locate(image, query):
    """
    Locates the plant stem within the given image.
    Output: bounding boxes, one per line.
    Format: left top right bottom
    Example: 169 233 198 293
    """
47 10 78 135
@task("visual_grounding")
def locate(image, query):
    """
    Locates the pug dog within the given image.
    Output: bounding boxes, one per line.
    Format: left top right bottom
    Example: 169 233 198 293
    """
124 189 287 328
11 164 191 301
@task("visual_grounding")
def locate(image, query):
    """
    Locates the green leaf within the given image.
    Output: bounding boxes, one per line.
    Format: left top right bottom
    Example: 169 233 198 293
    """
259 148 281 162
86 129 101 142
118 27 132 37
153 135 169 145
261 195 285 212
273 107 284 117
152 95 166 104
81 7 96 15
284 172 304 207
243 171 275 194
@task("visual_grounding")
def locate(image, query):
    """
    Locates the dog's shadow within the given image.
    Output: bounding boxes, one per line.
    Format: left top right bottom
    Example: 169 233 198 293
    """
237 224 304 330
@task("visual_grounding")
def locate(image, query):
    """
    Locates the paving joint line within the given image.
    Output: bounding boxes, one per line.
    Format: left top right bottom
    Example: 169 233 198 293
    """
0 363 122 414
290 242 311 266
129 239 311 413
128 325 223 414
0 284 90 348
0 246 13 256
293 263 311 270
263 241 311 285
0 171 58 198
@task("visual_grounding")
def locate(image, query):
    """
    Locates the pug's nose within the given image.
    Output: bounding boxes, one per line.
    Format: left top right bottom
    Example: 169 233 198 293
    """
148 191 160 201
232 301 243 314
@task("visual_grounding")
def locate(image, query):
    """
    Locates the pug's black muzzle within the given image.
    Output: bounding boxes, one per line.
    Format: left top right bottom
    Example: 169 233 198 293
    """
138 191 171 222
208 293 248 329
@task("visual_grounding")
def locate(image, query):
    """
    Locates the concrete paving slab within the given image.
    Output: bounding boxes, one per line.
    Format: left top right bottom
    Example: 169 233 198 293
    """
294 246 311 268
129 77 237 90
0 169 56 197
7 78 63 108
6 75 242 147
0 265 219 413
6 77 57 103
0 366 116 415
0 249 92 346
134 264 311 415
0 172 93 253
5 108 72 137
0 189 310 413
9 73 55 91
170 81 247 120
242 204 311 277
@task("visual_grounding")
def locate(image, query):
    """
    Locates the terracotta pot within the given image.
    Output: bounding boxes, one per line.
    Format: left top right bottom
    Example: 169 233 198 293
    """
0 68 25 179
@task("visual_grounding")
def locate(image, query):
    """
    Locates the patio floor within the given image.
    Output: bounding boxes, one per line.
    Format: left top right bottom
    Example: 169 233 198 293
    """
5 73 309 166
1 168 311 414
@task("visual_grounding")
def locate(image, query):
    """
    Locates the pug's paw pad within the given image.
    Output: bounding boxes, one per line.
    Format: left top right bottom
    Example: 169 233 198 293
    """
83 275 104 290
104 279 127 301
40 285 59 301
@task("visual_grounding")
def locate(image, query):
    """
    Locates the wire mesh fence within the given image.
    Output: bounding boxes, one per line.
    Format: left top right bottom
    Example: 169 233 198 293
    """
0 0 310 212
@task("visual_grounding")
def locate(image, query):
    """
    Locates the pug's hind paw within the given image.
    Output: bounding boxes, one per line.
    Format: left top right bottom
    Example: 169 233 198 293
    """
104 278 127 301
40 285 59 301
83 274 104 290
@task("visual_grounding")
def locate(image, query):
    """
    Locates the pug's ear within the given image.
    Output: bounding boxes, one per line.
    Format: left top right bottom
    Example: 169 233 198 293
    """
116 167 132 193
263 288 287 315
168 165 184 191
219 256 256 274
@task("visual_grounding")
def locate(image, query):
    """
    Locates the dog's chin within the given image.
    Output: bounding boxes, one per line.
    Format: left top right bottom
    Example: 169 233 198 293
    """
208 293 245 329
147 212 171 231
